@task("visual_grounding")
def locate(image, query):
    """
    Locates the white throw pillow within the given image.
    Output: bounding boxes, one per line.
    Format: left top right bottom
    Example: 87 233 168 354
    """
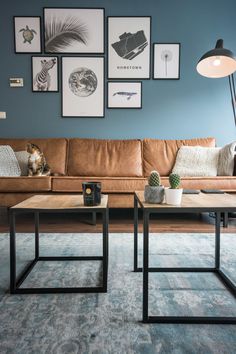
15 151 29 176
217 141 236 176
0 145 21 176
172 146 221 177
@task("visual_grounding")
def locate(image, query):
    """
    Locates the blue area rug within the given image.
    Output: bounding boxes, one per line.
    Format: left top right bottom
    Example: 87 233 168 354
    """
0 232 236 353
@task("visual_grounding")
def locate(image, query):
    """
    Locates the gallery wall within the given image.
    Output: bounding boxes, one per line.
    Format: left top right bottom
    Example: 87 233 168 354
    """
0 0 236 145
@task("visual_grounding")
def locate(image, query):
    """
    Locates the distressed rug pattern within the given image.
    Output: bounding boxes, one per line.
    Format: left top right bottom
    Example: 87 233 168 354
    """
0 232 236 354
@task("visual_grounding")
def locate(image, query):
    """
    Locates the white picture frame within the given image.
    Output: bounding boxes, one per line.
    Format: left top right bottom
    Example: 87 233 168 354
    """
108 16 151 79
153 43 180 79
44 8 105 54
107 82 142 109
62 57 104 117
32 56 59 92
14 16 42 53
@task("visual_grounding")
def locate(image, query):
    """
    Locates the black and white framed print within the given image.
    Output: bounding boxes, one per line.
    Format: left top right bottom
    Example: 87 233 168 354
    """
14 17 42 53
107 82 142 109
153 43 180 79
44 8 104 54
62 57 104 117
108 17 151 79
32 56 59 92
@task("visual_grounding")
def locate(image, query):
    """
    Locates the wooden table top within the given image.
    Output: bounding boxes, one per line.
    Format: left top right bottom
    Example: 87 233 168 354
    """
11 194 108 210
135 191 236 210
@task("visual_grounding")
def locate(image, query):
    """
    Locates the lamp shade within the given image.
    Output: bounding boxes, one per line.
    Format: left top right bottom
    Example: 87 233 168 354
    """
196 39 236 78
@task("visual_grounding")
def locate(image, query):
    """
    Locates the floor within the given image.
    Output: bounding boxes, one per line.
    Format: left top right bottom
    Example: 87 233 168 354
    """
1 207 236 233
0 232 236 353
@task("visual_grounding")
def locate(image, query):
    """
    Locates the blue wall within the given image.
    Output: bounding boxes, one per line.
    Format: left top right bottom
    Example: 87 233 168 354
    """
0 0 235 145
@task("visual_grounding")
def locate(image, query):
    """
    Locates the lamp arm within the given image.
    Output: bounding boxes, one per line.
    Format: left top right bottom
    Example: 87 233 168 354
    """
229 74 236 126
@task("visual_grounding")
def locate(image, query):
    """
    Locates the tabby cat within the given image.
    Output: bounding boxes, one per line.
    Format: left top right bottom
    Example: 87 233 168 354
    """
27 143 51 176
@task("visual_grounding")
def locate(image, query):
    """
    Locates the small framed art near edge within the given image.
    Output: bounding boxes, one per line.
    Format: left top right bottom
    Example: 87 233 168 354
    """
107 82 142 109
153 43 180 79
14 16 42 53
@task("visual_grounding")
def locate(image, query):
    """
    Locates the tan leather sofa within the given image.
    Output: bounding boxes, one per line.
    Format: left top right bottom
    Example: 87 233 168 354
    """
0 137 236 208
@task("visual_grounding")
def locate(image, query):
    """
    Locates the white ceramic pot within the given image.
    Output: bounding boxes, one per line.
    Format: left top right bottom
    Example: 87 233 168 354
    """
165 188 183 205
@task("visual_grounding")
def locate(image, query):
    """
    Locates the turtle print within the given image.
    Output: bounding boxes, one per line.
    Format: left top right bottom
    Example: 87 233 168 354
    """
19 25 37 44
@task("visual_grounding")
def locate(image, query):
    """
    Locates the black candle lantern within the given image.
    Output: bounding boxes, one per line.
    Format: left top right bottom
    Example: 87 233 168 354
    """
82 182 101 206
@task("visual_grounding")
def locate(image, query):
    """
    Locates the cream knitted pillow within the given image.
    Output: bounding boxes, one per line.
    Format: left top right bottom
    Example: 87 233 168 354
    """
172 146 221 177
0 145 21 176
217 141 236 176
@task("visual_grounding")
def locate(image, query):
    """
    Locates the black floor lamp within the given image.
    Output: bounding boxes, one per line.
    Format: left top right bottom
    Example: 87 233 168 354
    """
196 39 236 125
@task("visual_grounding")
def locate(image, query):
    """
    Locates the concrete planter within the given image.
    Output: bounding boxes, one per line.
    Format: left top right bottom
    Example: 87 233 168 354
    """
144 185 165 204
165 188 183 205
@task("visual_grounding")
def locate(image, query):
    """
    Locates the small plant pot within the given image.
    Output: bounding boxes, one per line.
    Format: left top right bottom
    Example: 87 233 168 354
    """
165 188 183 205
144 185 165 204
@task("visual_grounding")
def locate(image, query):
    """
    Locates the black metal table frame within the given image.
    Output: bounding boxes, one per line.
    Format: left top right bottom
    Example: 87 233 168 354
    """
134 194 236 324
10 206 109 294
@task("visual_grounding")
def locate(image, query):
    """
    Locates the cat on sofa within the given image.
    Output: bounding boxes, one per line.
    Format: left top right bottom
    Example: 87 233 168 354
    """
27 143 51 176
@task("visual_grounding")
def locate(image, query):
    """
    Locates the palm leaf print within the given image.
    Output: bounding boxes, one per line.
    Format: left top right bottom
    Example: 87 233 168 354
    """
45 16 88 52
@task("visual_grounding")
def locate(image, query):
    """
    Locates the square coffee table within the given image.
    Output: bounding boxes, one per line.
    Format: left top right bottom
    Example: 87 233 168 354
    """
134 191 236 324
10 194 109 294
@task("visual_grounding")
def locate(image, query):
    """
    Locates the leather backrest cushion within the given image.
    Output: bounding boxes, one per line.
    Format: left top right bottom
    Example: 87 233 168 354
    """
0 138 67 175
143 137 216 176
67 139 143 177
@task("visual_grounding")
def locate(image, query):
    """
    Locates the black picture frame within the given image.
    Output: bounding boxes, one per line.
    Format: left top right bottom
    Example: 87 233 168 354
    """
43 7 105 54
153 43 181 80
13 16 42 54
61 56 105 118
31 56 59 93
107 81 142 109
107 16 151 80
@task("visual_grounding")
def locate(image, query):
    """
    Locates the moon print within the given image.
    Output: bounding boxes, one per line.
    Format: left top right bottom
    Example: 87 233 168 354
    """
68 67 97 97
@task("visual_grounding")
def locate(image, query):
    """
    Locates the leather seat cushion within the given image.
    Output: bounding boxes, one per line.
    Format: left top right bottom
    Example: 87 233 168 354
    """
0 138 68 175
67 139 143 177
0 177 51 192
52 177 147 192
52 176 236 193
143 137 216 176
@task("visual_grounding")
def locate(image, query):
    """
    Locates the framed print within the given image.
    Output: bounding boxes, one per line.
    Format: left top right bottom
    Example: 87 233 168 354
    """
107 82 142 109
14 17 42 53
44 8 104 54
108 16 151 79
62 57 104 117
153 43 180 79
32 56 59 92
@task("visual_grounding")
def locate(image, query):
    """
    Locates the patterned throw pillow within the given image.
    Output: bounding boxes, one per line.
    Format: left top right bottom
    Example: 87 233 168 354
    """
14 151 29 176
217 141 236 176
172 146 221 177
0 145 21 176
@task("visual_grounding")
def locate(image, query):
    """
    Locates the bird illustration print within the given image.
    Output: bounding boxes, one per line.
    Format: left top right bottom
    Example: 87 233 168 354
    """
34 58 57 91
19 25 37 44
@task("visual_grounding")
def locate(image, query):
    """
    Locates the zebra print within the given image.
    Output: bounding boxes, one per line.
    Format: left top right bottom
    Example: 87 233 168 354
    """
34 58 56 91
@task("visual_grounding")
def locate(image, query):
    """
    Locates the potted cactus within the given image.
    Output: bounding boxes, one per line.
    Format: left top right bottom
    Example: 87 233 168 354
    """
165 173 183 205
144 170 165 204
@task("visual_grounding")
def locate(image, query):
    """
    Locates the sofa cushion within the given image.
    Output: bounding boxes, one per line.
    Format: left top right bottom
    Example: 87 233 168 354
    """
52 176 147 193
14 151 29 176
0 138 68 175
143 137 216 176
167 176 236 191
218 141 236 176
0 177 51 192
52 176 236 193
67 139 143 177
172 146 220 177
0 145 21 176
